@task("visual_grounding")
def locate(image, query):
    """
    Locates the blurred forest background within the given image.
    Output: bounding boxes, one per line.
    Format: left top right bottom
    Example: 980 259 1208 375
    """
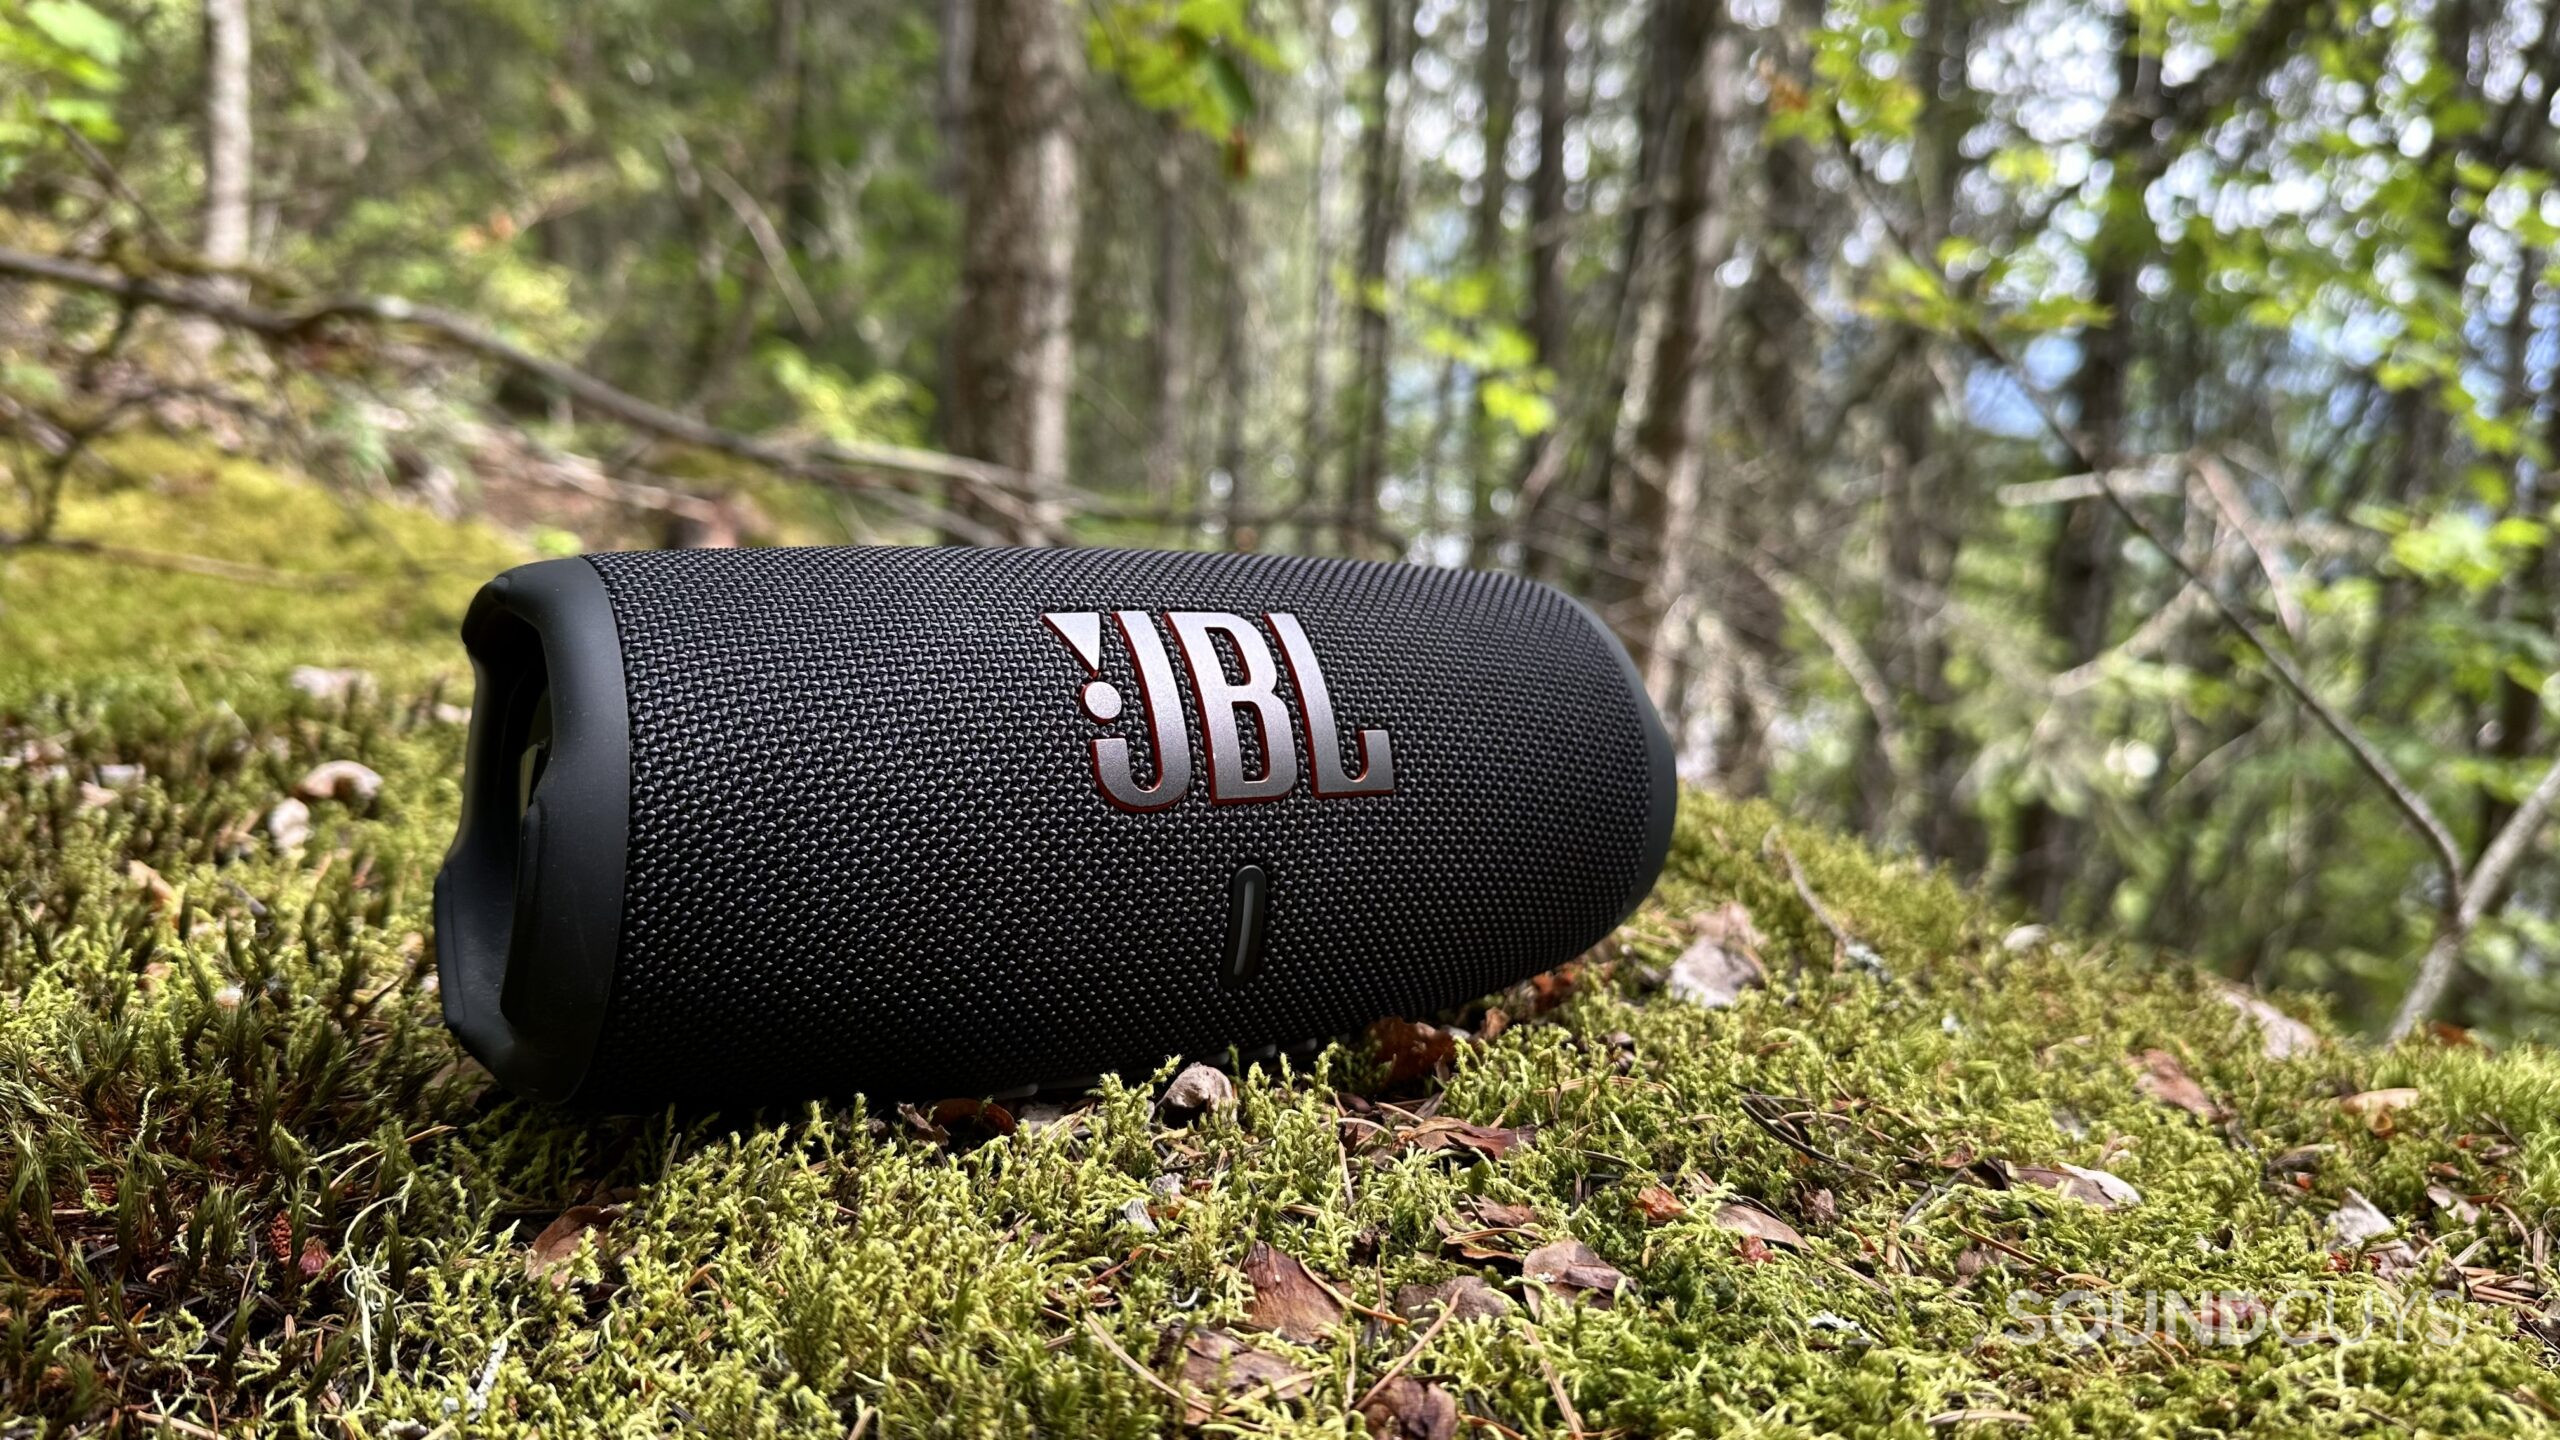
0 0 2555 1038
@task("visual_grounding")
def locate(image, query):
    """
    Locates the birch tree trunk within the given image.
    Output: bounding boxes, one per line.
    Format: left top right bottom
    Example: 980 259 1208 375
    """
188 0 253 360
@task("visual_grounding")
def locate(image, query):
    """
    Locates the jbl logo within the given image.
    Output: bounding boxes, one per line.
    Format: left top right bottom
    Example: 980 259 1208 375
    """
1042 611 1396 811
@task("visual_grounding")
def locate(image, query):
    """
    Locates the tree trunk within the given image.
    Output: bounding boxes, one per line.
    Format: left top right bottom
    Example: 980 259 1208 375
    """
946 0 1081 544
1216 177 1256 549
1339 0 1409 558
189 0 253 358
1147 121 1194 510
1463 0 1519 571
1870 0 1976 863
1297 5 1340 552
2011 26 2146 915
1511 0 1571 578
1616 2 1725 697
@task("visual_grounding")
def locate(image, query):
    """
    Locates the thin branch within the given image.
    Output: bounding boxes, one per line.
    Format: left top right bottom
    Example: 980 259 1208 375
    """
1828 115 2471 900
2390 754 2560 1038
0 245 1041 503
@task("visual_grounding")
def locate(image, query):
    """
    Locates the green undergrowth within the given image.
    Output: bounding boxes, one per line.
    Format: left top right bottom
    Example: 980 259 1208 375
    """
5 460 2560 1436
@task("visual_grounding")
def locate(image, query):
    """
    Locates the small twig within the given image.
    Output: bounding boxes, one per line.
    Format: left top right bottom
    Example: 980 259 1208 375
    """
51 119 181 254
1081 1315 1189 1410
1352 1299 1457 1412
0 533 340 588
1762 826 1859 972
1521 1327 1585 1439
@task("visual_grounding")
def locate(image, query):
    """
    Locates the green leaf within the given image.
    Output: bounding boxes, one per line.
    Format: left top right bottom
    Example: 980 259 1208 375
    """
24 0 124 66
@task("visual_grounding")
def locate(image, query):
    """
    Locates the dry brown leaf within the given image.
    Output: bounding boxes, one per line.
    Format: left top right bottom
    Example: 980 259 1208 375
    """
1240 1242 1346 1343
525 1204 617 1286
1359 1376 1460 1440
1177 1328 1314 1423
1369 1017 1459 1088
1712 1202 1805 1250
1632 1185 1688 1225
1393 1274 1517 1322
295 759 384 805
1400 1117 1533 1159
1466 1198 1537 1230
2133 1049 2222 1121
2340 1088 2421 1128
2006 1161 2142 1210
1162 1062 1236 1112
1520 1238 1631 1309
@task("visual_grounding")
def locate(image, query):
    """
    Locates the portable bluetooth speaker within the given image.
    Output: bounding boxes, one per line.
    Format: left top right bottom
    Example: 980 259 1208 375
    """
433 545 1674 1107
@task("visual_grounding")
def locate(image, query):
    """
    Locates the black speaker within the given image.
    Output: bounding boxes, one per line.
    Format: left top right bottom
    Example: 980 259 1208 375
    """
433 545 1673 1108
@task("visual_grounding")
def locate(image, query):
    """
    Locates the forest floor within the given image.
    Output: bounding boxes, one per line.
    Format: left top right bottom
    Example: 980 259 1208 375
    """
5 447 2560 1438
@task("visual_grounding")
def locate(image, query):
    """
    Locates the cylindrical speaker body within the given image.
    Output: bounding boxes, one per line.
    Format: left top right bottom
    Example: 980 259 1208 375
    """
435 546 1673 1108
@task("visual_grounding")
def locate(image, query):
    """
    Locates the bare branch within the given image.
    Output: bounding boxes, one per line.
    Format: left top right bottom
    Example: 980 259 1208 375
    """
2390 754 2560 1038
0 245 1041 502
1826 121 2470 898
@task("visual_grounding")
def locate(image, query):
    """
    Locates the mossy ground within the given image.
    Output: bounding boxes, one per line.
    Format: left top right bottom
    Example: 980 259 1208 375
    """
5 458 2560 1437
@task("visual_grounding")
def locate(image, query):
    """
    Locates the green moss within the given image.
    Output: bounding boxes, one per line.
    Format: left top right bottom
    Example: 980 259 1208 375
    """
0 434 527 703
5 457 2560 1436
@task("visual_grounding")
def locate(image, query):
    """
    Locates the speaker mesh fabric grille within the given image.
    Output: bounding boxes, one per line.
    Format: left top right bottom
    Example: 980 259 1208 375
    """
580 546 1658 1101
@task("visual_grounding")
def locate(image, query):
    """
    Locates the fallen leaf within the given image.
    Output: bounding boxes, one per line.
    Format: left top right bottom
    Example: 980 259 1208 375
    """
1712 1202 1805 1250
1632 1185 1688 1225
2133 1049 2221 1121
1393 1274 1517 1322
1359 1376 1460 1440
905 1098 1014 1149
1520 1238 1631 1309
294 759 384 805
265 798 313 850
2340 1088 2421 1129
1177 1328 1313 1423
2327 1189 2395 1248
1240 1243 1346 1343
2424 1184 2481 1225
1163 1062 1236 1112
2215 984 2318 1060
1369 1017 1458 1088
1667 902 1766 1009
2006 1161 2142 1210
1399 1118 1533 1160
2269 1145 2329 1176
525 1205 616 1286
1466 1198 1537 1230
